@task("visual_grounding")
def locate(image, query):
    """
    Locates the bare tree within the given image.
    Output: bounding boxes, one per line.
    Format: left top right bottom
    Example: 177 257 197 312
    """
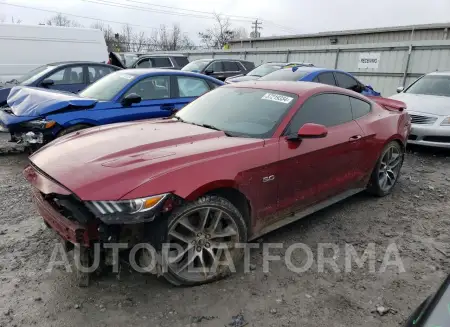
132 31 148 52
148 24 195 51
46 14 82 27
198 13 237 49
91 21 118 51
233 27 248 39
0 15 21 24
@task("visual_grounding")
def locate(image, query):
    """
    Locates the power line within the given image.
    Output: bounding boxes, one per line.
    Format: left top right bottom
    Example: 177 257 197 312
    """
121 0 257 20
81 0 253 22
0 1 164 31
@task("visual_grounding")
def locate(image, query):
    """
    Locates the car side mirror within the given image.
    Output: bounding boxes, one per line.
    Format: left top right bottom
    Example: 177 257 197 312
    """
41 79 54 87
396 86 405 93
204 68 213 75
288 123 328 141
122 93 142 106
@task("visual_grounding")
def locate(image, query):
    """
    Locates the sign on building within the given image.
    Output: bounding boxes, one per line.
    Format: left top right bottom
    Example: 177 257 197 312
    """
358 52 380 69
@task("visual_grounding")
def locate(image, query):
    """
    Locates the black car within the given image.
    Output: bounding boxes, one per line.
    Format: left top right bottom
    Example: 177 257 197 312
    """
0 61 120 106
225 61 315 83
109 52 189 70
181 59 255 81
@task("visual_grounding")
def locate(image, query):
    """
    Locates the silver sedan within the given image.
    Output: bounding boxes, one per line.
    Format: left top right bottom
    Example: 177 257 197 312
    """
390 71 450 149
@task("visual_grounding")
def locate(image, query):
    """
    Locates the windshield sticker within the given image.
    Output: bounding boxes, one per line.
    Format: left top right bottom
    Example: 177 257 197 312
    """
262 93 294 104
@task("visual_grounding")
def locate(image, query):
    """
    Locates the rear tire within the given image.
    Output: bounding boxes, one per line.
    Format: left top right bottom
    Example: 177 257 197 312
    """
57 124 92 138
162 195 247 286
367 141 404 197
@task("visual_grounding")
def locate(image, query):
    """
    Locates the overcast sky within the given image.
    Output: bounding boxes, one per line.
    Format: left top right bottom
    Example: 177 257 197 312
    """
1 0 450 42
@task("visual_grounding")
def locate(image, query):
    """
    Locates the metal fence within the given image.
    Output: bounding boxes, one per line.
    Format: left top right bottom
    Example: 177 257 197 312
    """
152 40 450 96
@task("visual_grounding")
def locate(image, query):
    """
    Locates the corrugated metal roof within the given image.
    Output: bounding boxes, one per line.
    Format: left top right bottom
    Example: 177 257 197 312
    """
230 22 450 43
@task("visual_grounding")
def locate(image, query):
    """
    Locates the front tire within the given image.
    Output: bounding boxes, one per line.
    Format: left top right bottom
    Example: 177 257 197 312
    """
57 124 92 138
162 195 247 286
367 141 404 197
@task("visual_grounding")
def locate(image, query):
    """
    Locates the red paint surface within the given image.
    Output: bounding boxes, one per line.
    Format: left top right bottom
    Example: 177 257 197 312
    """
27 82 410 238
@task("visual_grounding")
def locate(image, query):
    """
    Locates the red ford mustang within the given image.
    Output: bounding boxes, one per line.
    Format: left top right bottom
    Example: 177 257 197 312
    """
24 81 410 286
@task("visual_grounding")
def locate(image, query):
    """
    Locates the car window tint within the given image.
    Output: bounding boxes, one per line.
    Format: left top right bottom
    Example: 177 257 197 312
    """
173 57 189 68
223 61 240 72
177 76 210 97
88 66 114 83
136 59 151 68
207 61 223 73
334 72 359 90
47 66 83 85
350 97 371 119
317 72 337 86
124 76 170 100
151 57 172 68
286 93 352 134
242 61 255 70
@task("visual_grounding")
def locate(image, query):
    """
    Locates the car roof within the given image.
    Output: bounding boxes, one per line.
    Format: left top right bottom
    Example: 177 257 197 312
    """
428 71 450 76
138 54 188 58
47 61 111 66
117 68 223 81
223 80 341 96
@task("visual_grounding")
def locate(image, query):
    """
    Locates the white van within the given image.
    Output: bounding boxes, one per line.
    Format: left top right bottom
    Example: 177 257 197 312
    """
0 24 108 84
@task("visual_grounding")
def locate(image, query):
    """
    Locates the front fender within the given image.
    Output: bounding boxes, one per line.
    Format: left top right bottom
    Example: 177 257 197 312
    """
183 180 239 201
49 116 100 128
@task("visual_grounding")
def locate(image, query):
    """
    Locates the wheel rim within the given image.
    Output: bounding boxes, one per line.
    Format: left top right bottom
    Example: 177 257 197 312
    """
378 146 402 192
167 206 240 282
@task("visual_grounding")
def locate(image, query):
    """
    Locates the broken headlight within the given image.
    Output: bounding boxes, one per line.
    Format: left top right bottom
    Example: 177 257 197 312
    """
86 194 168 217
21 119 56 129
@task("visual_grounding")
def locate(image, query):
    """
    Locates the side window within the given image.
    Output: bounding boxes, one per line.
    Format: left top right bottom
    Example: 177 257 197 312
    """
223 61 240 72
317 72 337 86
173 57 189 68
124 76 170 100
286 93 352 134
206 61 223 73
334 72 360 92
46 66 84 85
88 66 114 83
350 97 371 119
177 76 210 97
150 57 172 68
136 58 151 68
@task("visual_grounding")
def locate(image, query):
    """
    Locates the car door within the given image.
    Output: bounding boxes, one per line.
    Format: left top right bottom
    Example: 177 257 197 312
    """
171 75 212 111
205 61 225 80
276 93 367 217
41 65 86 93
312 72 338 86
95 75 176 124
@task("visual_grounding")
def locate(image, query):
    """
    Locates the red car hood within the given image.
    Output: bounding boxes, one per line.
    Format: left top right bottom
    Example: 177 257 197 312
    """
29 120 262 200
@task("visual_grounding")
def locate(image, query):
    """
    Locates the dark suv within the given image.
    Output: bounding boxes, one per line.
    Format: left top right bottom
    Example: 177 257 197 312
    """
109 52 189 70
181 59 255 81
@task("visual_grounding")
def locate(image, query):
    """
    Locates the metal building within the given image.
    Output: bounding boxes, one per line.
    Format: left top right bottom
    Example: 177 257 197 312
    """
229 23 450 49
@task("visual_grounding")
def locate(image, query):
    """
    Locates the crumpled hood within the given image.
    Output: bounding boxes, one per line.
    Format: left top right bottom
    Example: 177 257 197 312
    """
389 93 450 116
7 86 97 117
226 75 259 83
30 120 262 200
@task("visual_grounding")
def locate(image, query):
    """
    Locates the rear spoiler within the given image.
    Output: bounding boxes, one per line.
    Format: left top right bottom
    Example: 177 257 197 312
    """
366 96 407 112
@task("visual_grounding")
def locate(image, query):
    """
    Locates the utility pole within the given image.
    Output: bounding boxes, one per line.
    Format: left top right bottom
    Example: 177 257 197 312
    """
251 19 262 38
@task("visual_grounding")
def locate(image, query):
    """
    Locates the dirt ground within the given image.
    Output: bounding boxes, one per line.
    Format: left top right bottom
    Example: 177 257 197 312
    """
0 132 449 327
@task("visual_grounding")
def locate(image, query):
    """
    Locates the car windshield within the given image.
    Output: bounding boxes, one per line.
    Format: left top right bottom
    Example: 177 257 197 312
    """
79 72 136 101
405 75 450 97
247 64 283 77
259 68 313 81
16 65 56 85
175 87 298 138
181 59 211 72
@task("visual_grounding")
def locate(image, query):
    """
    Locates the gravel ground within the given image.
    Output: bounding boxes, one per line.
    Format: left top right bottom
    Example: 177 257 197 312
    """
0 132 449 327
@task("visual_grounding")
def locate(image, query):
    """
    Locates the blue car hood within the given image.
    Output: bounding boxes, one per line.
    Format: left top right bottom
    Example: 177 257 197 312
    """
7 86 98 117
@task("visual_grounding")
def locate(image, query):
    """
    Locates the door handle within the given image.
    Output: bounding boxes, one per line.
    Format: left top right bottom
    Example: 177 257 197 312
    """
349 135 362 141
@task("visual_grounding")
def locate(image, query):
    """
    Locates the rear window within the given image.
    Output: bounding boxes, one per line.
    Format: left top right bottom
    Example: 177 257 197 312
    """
241 61 255 70
260 68 312 81
173 57 189 68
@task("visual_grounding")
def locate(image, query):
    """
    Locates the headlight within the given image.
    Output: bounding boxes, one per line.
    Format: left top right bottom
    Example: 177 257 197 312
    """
441 117 450 126
86 193 168 217
21 119 56 129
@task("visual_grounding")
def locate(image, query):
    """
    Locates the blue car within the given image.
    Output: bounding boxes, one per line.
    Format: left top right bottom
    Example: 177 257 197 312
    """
260 66 381 96
0 69 224 149
0 61 121 105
